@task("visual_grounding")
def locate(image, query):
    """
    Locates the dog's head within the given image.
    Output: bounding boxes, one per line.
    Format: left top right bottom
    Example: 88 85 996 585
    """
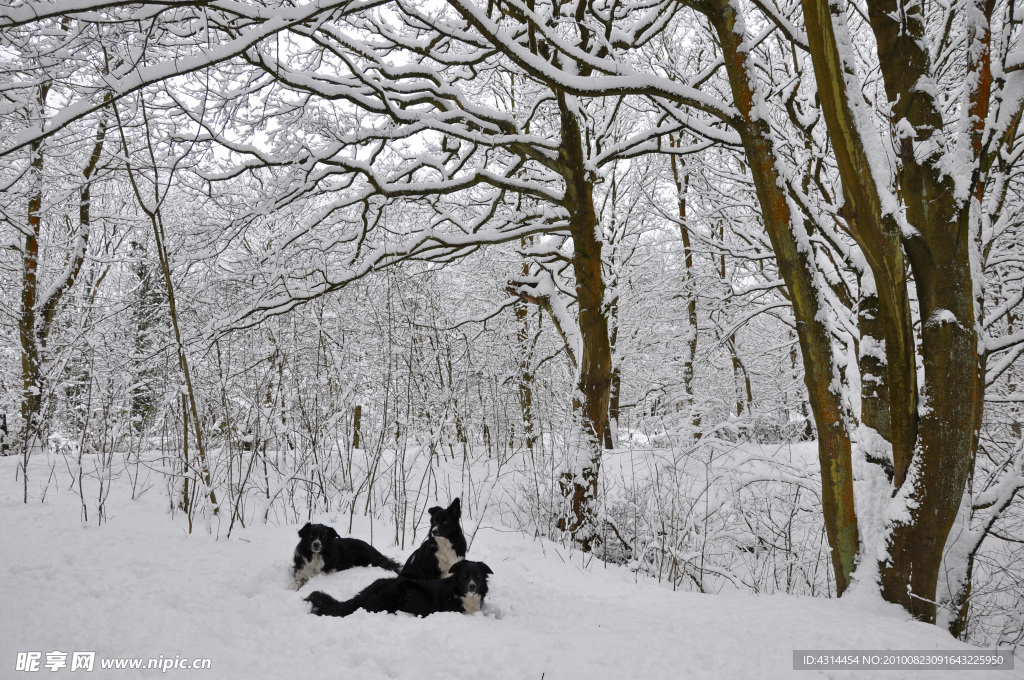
428 498 462 539
297 523 341 555
448 560 492 598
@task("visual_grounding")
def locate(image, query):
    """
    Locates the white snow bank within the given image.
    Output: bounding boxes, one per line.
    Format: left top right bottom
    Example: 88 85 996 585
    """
0 457 1016 680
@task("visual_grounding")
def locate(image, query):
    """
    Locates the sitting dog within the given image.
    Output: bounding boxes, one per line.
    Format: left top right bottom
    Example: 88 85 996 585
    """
291 522 401 590
305 560 493 617
399 498 467 579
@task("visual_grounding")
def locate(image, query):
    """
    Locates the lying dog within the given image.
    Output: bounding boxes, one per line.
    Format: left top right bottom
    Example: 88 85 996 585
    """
305 560 493 617
291 522 401 590
399 498 467 579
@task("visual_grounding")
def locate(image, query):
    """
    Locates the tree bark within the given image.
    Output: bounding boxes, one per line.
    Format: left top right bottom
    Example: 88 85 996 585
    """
858 289 891 441
19 85 48 449
670 149 700 432
799 0 918 487
556 92 613 549
702 0 860 593
115 100 219 521
19 84 102 461
352 404 362 450
797 0 988 622
515 252 537 451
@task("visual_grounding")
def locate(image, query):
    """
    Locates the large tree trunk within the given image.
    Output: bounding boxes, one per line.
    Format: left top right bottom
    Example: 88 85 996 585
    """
870 0 985 622
797 0 988 622
557 92 613 549
799 0 919 489
19 86 47 448
703 0 860 593
19 84 101 460
883 219 982 622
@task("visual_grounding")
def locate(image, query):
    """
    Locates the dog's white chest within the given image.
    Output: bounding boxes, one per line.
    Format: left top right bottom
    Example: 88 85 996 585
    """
461 593 482 615
434 537 462 577
291 552 325 590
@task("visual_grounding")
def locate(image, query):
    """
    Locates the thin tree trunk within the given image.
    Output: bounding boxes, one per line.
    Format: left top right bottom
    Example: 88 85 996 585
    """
604 293 620 450
790 335 814 441
515 251 537 451
858 290 890 440
727 337 753 417
352 405 362 450
858 280 894 478
670 147 700 433
114 100 219 522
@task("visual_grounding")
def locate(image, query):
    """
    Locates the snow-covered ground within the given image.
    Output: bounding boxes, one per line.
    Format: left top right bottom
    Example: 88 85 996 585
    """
1 455 1019 680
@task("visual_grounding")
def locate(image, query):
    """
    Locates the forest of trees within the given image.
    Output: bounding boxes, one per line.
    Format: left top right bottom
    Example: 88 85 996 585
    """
1 0 1023 650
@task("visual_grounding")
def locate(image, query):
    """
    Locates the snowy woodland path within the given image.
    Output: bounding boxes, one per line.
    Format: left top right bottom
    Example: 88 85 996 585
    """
1 457 1019 680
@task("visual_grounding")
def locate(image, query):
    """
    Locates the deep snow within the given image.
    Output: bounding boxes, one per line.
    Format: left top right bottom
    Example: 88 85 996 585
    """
1 455 1019 680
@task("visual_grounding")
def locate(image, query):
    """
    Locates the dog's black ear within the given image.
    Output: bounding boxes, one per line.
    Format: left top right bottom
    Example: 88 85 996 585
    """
428 506 442 519
448 497 461 518
479 562 493 576
298 522 312 538
447 561 465 575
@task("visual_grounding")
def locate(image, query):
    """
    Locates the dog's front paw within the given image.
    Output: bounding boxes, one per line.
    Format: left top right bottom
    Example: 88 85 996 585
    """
305 590 331 616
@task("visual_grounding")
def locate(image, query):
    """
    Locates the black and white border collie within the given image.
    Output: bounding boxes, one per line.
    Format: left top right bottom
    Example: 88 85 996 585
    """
305 560 493 617
398 498 467 580
291 523 401 590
